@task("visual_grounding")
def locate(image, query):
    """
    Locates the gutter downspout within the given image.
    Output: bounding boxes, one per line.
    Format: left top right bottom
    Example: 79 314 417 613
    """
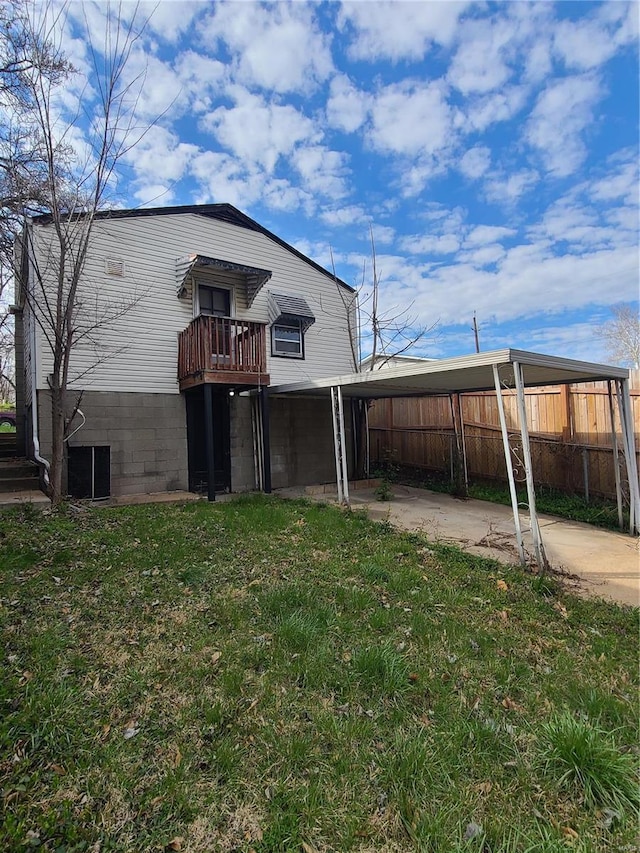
29 296 51 492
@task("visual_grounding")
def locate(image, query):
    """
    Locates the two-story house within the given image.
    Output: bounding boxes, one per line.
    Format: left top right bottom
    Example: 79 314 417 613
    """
13 204 357 500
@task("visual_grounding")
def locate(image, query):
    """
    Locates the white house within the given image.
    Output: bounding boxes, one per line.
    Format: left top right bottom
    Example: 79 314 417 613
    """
14 204 357 499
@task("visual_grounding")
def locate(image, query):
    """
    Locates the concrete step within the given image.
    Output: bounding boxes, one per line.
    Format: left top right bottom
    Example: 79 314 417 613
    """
0 442 18 458
0 460 37 476
0 457 40 493
0 476 41 492
0 490 49 510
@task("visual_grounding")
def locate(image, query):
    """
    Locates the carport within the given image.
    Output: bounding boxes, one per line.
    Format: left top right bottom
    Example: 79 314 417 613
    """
270 349 640 569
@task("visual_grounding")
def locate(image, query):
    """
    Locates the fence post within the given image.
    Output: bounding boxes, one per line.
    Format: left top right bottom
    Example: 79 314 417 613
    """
582 448 589 503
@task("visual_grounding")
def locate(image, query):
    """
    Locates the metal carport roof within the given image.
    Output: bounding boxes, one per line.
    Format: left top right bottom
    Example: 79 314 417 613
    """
267 348 639 557
269 348 629 398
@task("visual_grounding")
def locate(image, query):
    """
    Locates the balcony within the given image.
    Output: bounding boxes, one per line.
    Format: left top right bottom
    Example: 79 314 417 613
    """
178 315 269 390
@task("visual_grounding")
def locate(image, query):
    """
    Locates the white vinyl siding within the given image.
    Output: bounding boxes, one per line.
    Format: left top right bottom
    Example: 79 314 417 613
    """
32 213 356 393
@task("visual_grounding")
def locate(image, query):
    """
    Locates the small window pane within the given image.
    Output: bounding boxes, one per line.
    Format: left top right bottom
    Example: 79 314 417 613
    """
274 327 300 343
272 324 303 357
199 286 230 317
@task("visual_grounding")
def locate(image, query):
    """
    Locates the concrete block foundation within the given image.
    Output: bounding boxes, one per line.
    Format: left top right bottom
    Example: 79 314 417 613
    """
35 389 343 498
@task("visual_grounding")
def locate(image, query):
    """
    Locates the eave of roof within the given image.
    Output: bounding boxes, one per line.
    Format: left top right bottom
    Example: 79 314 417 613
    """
269 349 630 399
31 203 354 293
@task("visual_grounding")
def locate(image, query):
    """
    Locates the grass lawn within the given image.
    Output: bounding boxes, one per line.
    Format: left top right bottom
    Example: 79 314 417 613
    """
1 495 638 852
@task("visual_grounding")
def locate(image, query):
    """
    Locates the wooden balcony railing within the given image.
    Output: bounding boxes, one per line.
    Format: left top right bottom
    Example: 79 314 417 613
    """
178 315 269 388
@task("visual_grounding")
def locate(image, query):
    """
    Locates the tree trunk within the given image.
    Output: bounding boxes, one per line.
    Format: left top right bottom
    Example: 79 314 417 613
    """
49 384 65 504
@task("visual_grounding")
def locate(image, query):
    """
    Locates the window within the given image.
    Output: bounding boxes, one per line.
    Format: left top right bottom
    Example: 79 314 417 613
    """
68 446 110 499
272 322 304 358
198 285 231 317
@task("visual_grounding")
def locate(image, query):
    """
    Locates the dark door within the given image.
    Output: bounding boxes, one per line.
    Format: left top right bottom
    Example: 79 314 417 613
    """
185 388 231 493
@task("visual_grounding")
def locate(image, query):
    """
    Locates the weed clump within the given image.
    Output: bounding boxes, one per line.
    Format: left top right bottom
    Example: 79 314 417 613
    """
538 711 639 812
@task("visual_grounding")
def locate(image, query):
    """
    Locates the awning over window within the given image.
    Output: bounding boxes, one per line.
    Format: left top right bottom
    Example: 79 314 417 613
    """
267 291 316 332
176 254 272 306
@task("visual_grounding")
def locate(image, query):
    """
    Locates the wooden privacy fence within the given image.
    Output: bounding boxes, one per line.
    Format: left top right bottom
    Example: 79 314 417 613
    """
368 371 640 501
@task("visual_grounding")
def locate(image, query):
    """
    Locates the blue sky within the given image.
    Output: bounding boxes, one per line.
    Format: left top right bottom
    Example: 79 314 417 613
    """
62 1 638 362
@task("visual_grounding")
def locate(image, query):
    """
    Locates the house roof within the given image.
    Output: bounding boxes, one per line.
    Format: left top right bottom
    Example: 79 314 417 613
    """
31 203 354 293
269 349 630 399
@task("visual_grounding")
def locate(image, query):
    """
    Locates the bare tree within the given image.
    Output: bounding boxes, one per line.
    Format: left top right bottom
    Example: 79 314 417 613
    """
332 225 438 373
597 304 640 369
6 1 154 502
0 0 72 398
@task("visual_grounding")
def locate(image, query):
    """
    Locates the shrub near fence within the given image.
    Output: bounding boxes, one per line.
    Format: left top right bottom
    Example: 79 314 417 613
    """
368 372 640 502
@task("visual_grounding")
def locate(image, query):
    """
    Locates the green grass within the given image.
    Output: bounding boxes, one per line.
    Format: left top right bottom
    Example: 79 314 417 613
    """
0 495 638 852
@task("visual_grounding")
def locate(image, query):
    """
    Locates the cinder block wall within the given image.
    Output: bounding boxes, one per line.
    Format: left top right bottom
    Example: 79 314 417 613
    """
37 390 188 497
270 396 340 489
230 396 256 491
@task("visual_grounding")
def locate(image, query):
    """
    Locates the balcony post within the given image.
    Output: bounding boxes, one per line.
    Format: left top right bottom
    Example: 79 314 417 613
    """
204 383 216 502
259 386 272 494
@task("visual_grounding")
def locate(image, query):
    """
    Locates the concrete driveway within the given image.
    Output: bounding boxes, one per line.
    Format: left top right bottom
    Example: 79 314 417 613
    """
283 484 640 607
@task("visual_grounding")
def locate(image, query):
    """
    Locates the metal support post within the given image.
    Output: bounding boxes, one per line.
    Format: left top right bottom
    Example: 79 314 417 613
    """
337 386 350 505
331 387 343 504
259 387 271 494
621 378 640 534
607 382 624 530
513 361 547 570
492 364 526 565
331 386 350 505
203 384 216 502
617 379 639 534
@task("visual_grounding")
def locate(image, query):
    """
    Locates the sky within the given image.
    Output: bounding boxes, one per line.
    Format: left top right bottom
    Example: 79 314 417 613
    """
59 0 639 363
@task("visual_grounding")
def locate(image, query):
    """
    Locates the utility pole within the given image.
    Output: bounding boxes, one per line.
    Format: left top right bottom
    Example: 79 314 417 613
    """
472 312 480 353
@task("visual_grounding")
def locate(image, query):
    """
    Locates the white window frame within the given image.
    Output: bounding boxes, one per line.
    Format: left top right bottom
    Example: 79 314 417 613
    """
271 321 304 359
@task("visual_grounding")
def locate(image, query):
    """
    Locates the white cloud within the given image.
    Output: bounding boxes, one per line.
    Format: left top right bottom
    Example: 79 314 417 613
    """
553 19 619 71
375 241 639 330
200 2 333 94
174 51 227 113
525 74 601 177
589 158 639 205
465 225 517 246
133 183 176 207
401 234 460 256
368 79 452 157
190 150 311 214
554 2 639 71
139 1 204 45
338 1 468 61
524 38 553 83
458 146 491 179
190 151 264 209
484 169 539 204
448 16 515 95
460 244 506 267
326 75 371 134
291 146 350 199
320 205 368 227
371 225 396 246
125 125 199 185
463 86 529 132
201 87 320 172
